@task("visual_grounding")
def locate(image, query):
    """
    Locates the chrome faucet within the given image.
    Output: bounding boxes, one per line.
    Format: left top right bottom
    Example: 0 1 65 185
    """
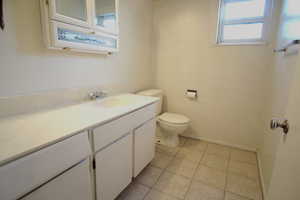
89 91 108 100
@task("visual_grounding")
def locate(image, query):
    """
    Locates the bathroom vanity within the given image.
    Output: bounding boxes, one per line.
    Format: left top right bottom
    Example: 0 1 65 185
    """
0 94 158 200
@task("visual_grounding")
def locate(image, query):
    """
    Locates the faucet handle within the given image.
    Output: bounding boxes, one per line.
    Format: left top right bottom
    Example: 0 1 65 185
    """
89 92 97 100
89 90 108 100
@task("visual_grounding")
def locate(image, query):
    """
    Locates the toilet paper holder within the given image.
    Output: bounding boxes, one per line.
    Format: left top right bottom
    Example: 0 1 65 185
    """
186 89 197 99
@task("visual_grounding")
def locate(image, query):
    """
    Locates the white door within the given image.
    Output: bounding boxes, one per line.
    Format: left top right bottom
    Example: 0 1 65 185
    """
266 0 300 199
133 119 156 177
267 55 300 200
95 133 133 200
22 159 93 200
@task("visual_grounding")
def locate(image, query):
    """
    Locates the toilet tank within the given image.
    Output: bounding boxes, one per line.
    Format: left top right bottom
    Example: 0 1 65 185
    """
137 89 163 116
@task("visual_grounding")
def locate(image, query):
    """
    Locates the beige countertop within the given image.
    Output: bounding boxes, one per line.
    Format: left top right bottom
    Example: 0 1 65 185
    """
0 94 158 166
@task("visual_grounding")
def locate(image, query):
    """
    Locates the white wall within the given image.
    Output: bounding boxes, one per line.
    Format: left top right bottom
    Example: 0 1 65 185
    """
152 0 275 150
0 0 154 97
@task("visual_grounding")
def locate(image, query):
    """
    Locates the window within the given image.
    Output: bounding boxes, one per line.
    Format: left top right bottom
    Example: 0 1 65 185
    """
217 0 270 44
283 0 300 39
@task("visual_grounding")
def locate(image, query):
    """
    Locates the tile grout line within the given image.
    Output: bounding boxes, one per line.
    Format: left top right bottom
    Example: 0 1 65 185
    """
183 140 235 199
226 148 257 200
144 138 187 200
153 138 195 200
146 138 259 200
143 153 176 199
182 142 209 200
223 147 232 200
255 152 264 200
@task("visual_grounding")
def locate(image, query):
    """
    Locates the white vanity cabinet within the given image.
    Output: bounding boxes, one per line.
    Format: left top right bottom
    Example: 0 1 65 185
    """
40 0 119 54
22 159 93 200
92 103 157 200
0 97 158 200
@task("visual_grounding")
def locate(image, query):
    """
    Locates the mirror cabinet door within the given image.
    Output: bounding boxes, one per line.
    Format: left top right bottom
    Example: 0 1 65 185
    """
53 0 89 25
94 0 118 34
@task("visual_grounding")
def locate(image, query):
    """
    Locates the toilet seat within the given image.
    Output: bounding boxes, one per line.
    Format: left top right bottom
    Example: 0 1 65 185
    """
158 113 190 125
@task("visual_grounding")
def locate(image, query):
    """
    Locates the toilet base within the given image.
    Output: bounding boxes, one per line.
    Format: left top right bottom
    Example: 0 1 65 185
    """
157 135 179 147
156 127 179 147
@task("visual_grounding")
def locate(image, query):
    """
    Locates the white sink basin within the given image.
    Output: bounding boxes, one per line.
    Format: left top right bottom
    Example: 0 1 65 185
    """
96 95 139 108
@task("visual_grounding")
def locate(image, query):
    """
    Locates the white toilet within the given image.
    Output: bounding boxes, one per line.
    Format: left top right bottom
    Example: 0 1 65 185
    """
137 89 190 147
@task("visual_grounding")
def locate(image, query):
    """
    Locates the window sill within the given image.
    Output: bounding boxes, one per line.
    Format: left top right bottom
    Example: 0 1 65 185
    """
215 41 268 46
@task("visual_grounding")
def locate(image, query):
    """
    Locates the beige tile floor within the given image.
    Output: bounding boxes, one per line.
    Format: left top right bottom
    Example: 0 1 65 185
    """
117 137 262 200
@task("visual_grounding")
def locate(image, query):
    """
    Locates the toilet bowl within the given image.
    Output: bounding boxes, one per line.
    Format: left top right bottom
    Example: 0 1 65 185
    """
137 89 190 147
157 112 190 147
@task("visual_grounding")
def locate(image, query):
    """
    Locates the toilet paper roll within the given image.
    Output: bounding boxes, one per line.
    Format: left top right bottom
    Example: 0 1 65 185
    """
186 91 197 99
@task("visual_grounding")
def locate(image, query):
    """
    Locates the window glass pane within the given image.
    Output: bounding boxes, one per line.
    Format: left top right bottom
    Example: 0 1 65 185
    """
284 19 300 39
285 0 300 17
224 0 266 20
223 23 263 41
283 0 300 39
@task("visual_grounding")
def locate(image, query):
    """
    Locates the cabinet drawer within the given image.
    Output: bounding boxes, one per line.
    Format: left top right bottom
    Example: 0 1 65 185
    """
131 103 157 128
22 159 92 200
0 132 91 200
93 103 156 152
93 113 135 152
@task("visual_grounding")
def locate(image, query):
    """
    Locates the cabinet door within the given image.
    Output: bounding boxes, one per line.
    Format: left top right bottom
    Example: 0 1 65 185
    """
92 0 119 35
48 0 91 28
95 133 133 200
133 119 156 177
22 159 93 200
50 21 118 53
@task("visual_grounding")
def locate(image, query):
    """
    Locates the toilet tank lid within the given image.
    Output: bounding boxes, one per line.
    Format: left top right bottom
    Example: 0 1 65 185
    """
137 89 163 96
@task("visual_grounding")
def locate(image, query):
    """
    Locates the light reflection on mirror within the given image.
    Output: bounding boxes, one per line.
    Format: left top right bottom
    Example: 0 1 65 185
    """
95 0 117 33
283 0 300 40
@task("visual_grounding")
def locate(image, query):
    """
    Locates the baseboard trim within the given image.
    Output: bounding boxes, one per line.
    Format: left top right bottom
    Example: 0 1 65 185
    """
257 151 266 200
181 135 257 152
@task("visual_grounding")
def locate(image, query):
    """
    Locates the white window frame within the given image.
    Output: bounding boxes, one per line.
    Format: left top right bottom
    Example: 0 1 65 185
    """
217 0 272 45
